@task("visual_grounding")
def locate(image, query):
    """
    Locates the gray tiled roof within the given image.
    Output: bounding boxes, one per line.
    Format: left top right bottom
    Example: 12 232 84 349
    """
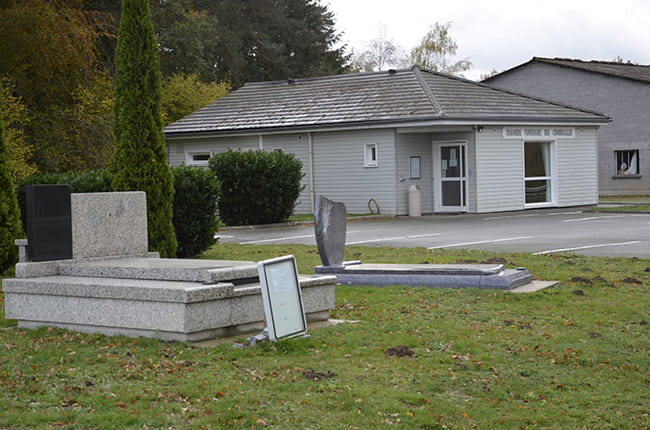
484 57 650 85
534 57 650 83
164 66 610 136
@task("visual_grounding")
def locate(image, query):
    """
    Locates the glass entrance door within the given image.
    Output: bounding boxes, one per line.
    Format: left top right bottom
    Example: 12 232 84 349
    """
435 143 467 212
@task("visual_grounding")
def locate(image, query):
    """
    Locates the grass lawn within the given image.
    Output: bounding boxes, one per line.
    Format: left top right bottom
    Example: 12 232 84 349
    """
1 244 648 429
596 204 650 213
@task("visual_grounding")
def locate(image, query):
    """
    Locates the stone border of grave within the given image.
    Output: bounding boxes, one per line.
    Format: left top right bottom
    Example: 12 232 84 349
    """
313 194 537 290
3 188 337 342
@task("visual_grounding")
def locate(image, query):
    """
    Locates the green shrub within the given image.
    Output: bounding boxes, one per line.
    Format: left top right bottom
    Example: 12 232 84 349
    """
111 0 177 258
0 97 23 273
209 149 304 226
171 165 219 258
16 168 219 259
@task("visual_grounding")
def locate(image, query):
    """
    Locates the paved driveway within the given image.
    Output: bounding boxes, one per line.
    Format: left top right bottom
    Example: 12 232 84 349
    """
218 208 650 258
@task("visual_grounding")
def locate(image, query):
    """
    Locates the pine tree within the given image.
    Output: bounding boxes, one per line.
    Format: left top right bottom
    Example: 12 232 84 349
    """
112 0 177 257
0 85 23 272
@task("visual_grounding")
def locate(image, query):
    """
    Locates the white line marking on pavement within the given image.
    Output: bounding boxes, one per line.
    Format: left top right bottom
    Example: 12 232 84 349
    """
532 241 642 255
482 211 583 220
240 234 315 244
427 236 534 249
346 236 409 245
562 215 627 222
346 233 440 246
406 233 442 239
549 211 583 216
482 214 539 220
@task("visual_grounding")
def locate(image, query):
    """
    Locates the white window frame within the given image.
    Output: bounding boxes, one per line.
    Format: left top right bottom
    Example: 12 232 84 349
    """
433 140 468 212
523 140 556 208
364 143 378 167
185 151 212 167
614 149 640 177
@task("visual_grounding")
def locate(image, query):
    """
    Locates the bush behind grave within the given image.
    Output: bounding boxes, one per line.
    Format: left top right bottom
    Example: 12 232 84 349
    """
16 170 113 231
209 149 304 226
16 167 219 258
171 164 220 258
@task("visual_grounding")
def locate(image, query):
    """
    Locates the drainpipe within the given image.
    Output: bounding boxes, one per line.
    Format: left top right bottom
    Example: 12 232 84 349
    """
308 132 315 213
258 135 263 150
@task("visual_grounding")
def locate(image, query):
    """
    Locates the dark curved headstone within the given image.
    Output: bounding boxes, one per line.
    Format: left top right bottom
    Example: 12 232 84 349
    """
314 195 347 267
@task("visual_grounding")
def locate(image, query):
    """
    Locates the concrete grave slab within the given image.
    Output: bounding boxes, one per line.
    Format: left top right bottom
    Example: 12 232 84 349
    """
5 191 337 341
4 257 337 342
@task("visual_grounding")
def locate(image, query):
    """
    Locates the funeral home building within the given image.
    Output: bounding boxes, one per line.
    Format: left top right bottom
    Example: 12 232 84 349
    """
164 66 610 216
484 57 650 196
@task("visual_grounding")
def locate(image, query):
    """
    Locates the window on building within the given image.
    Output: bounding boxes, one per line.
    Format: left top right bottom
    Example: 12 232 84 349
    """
615 150 639 176
524 142 552 205
186 152 211 167
410 156 421 179
364 143 378 167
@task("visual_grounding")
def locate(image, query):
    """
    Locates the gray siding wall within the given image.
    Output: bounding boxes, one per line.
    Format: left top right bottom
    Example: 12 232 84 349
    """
475 128 526 213
312 129 397 215
487 64 650 195
556 127 599 206
396 133 433 214
167 135 259 166
167 134 312 214
258 134 312 213
169 129 398 216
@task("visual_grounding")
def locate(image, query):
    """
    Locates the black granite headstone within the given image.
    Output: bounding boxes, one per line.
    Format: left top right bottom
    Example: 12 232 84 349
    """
25 184 73 261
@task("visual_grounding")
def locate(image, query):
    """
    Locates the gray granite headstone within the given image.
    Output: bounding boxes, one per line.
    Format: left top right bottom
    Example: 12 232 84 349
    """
71 191 148 259
314 195 347 267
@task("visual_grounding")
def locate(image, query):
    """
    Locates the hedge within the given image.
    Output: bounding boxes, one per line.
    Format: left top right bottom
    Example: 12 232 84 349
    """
16 168 219 258
209 149 304 226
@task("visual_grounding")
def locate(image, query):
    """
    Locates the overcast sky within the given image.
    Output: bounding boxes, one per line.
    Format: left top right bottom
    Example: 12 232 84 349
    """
325 0 650 80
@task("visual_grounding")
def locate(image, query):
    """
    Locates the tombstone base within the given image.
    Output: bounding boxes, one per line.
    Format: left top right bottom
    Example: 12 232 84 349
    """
315 262 532 290
4 256 336 342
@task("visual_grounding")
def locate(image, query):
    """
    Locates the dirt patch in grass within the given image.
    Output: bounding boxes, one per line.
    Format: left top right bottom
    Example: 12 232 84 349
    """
570 276 592 285
386 345 414 358
302 370 336 381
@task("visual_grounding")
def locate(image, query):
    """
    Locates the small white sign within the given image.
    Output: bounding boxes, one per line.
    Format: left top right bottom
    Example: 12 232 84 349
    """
257 255 307 342
503 127 574 139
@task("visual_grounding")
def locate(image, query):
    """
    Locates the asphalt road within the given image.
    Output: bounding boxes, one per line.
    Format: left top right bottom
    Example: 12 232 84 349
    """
218 208 650 258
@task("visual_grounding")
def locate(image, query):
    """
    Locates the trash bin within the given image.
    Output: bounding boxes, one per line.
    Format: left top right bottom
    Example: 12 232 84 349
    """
408 184 421 217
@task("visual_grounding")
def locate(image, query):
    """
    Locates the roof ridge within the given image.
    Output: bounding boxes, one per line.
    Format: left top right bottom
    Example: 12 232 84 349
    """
412 66 444 116
241 68 415 88
537 57 650 68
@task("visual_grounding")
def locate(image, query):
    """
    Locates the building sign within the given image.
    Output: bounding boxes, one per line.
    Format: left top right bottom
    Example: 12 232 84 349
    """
503 127 574 139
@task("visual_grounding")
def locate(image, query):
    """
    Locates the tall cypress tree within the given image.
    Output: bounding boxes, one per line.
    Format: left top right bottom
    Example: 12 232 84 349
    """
112 0 177 257
0 85 23 272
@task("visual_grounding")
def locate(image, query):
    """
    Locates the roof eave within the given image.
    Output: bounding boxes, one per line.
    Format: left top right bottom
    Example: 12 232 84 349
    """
164 115 610 139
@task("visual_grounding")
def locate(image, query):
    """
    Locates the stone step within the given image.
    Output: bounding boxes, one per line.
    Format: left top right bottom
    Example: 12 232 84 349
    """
56 257 259 284
3 273 337 342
